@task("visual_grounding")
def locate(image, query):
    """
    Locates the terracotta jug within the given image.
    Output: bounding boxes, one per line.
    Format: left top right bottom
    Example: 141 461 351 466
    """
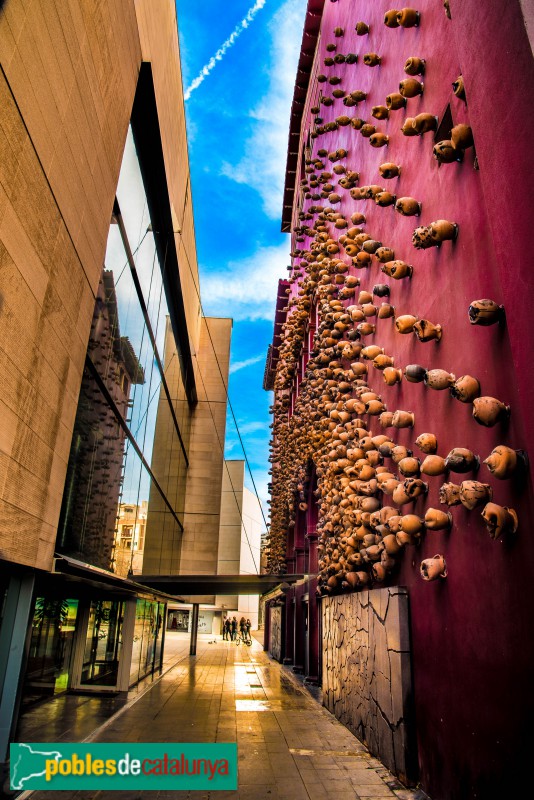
399 78 424 98
424 369 455 390
405 57 425 75
391 445 412 463
397 8 420 27
412 113 437 135
375 247 395 263
451 124 473 150
378 303 396 319
413 319 442 342
372 105 390 121
355 21 370 35
404 364 427 382
401 118 419 136
375 191 396 206
382 260 413 279
481 503 518 539
384 9 400 26
433 140 463 163
439 482 461 505
382 533 402 555
445 448 479 473
468 299 504 326
415 433 438 453
420 455 447 476
472 397 510 427
379 162 401 179
398 457 421 476
420 555 448 581
383 367 403 385
395 197 421 216
430 219 458 242
374 353 395 369
459 480 492 510
483 445 528 479
364 53 382 67
379 411 395 428
450 375 480 403
424 508 452 530
370 133 390 148
401 514 425 534
386 93 407 110
396 531 416 546
392 410 415 428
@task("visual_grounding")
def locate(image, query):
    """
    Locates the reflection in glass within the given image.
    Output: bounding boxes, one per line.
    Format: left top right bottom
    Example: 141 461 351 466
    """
81 600 124 686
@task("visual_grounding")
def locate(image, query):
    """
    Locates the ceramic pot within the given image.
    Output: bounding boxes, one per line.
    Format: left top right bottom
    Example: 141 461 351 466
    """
382 478 401 494
481 503 518 539
376 191 396 206
399 78 424 97
395 197 421 216
382 533 402 555
370 133 390 148
398 457 421 476
382 260 413 279
412 113 437 134
452 75 466 100
381 552 397 571
391 445 412 464
357 322 376 337
397 8 420 27
359 290 374 303
445 448 479 473
396 530 416 546
362 238 383 253
468 299 504 326
395 314 418 335
401 514 425 534
372 105 390 120
379 411 395 428
378 303 396 319
450 375 480 403
352 212 367 225
383 367 403 385
415 433 438 454
451 124 474 150
392 410 415 428
420 555 447 581
483 445 528 479
424 369 455 390
372 562 388 582
355 251 373 267
459 480 492 510
439 482 461 506
361 123 377 138
413 319 442 342
420 455 447 476
401 118 419 136
386 93 407 110
424 508 452 530
364 53 382 66
472 396 510 427
404 57 425 75
404 364 427 383
355 21 370 35
375 247 395 262
433 140 463 163
384 10 400 27
430 219 458 242
366 399 386 415
361 345 384 359
379 162 401 179
374 354 395 369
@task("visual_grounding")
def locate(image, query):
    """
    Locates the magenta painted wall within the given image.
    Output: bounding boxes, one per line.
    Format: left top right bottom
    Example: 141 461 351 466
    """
283 1 534 798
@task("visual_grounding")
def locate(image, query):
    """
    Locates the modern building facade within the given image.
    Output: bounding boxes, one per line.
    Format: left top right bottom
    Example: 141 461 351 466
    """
0 0 231 783
264 2 534 799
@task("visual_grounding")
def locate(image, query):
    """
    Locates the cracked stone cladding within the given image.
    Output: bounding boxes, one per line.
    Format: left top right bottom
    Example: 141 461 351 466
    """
269 606 283 662
322 587 414 785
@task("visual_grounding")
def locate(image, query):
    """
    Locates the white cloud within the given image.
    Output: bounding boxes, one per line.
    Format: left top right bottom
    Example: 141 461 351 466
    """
220 0 307 218
184 0 267 101
229 354 265 374
201 238 290 320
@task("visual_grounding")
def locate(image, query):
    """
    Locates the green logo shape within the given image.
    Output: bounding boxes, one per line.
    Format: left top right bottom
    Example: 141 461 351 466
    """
11 743 237 790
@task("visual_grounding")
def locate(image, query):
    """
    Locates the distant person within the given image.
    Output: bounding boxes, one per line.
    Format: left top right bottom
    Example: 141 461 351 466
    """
245 619 252 642
231 617 237 641
223 617 230 640
239 617 246 639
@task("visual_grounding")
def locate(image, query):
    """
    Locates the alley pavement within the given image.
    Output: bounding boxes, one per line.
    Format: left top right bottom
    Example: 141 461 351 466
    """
17 635 424 800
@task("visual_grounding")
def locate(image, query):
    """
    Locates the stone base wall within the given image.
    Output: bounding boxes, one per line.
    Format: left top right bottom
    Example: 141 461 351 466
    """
322 588 415 785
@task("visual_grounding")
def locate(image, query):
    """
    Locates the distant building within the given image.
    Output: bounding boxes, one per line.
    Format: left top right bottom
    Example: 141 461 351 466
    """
114 501 148 577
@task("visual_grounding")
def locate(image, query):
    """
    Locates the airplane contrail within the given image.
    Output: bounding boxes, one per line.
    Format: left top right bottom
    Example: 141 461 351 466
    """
184 0 267 101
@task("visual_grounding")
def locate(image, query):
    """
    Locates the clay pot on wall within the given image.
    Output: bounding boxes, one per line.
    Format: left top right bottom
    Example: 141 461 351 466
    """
395 197 421 216
459 480 492 510
392 410 415 428
412 113 437 135
452 75 466 101
450 375 480 403
386 93 407 111
370 133 390 148
401 118 419 137
404 364 427 383
384 10 400 27
383 367 403 385
483 445 528 479
399 78 424 98
481 503 518 539
430 219 458 242
420 555 447 581
433 140 463 163
355 21 370 35
397 8 420 27
372 105 390 120
400 514 424 534
375 192 396 207
445 448 479 473
395 314 418 334
451 124 474 150
439 482 461 505
378 303 396 319
472 397 510 427
413 319 442 342
424 509 452 530
379 162 401 179
364 53 382 67
404 57 425 75
420 455 447 476
415 433 438 453
424 369 455 390
382 260 413 279
468 299 504 326
375 247 395 262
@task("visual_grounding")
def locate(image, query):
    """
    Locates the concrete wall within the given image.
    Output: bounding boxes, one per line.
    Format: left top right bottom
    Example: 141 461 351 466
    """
276 1 534 797
322 589 414 786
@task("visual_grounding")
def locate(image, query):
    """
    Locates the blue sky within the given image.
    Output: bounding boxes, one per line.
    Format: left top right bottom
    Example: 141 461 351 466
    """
176 0 307 511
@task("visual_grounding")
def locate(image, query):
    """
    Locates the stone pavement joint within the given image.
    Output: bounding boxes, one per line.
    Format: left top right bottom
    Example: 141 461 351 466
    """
22 638 424 800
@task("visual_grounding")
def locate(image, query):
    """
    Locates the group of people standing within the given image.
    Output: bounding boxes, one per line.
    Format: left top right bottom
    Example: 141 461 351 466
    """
223 615 251 642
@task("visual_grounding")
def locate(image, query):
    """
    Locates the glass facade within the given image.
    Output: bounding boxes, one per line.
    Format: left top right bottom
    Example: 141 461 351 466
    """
129 599 165 686
56 127 190 573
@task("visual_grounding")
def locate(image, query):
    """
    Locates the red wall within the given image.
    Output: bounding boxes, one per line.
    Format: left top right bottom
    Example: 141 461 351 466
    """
286 1 534 798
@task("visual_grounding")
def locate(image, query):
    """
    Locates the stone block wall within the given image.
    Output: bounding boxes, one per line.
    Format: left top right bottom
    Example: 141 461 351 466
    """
322 588 414 785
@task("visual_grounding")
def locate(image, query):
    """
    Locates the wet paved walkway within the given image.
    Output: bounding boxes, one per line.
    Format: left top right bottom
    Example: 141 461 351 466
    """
20 637 422 800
